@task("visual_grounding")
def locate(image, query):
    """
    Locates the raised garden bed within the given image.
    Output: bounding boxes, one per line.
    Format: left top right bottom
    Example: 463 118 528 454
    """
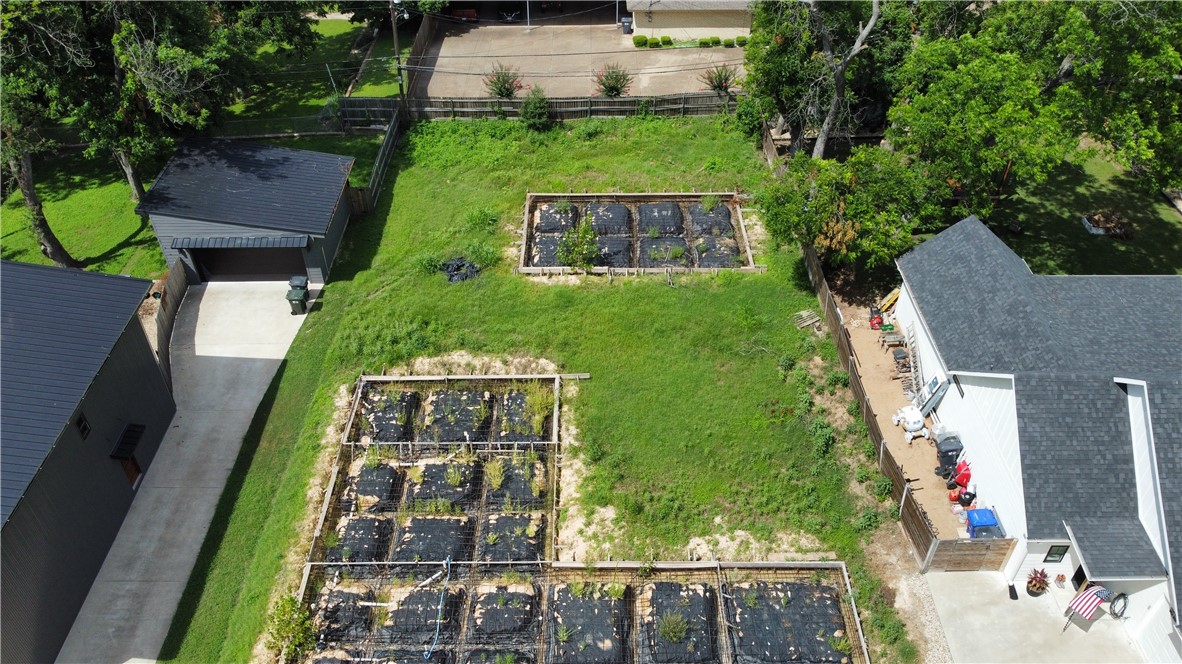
468 582 540 649
724 581 851 664
535 202 579 234
358 388 420 442
406 462 481 510
421 390 493 443
638 582 717 664
326 517 392 565
389 516 474 566
548 583 630 663
520 193 757 273
476 513 544 564
313 587 373 648
374 585 465 646
494 390 552 443
484 457 546 510
464 650 534 664
341 462 403 513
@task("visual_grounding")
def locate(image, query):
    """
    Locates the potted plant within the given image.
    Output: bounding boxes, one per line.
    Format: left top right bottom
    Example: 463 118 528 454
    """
1027 568 1049 596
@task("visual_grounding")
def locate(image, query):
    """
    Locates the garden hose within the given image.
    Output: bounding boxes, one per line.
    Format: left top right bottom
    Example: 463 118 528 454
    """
1110 593 1128 618
424 556 452 660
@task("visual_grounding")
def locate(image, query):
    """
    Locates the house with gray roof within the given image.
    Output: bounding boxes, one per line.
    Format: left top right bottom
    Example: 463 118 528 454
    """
0 261 176 663
891 216 1182 662
137 139 355 283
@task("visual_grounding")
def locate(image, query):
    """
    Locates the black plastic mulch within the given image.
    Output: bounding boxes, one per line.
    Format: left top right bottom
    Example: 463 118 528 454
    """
548 586 629 663
327 517 391 564
475 514 543 564
694 236 740 268
639 237 691 268
469 584 540 644
390 516 474 564
725 581 848 664
485 461 545 510
638 582 717 664
356 465 402 502
421 390 492 443
363 390 420 442
585 203 631 236
407 463 480 508
531 234 562 267
442 258 481 283
594 236 633 268
536 203 579 233
494 391 547 442
375 586 465 645
316 589 374 647
687 203 734 237
638 202 684 236
370 650 454 664
464 650 535 664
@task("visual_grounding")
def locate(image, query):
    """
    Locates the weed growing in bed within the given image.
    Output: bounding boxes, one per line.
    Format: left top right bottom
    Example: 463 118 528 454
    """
486 532 500 545
556 624 576 643
445 465 464 487
700 194 720 212
523 382 555 435
656 611 689 643
743 590 759 609
557 217 599 271
323 530 340 549
406 466 424 484
646 225 661 239
485 458 506 490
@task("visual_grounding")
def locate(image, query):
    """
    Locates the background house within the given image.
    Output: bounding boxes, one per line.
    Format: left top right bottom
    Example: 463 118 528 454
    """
0 261 177 663
891 217 1182 662
137 140 355 283
626 0 751 39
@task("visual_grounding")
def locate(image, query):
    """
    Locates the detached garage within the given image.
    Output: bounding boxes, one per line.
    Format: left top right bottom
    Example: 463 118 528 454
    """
137 139 355 283
627 0 751 40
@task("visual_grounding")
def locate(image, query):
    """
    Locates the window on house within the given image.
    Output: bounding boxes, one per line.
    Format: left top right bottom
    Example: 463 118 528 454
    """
75 413 91 439
110 423 146 487
1044 545 1069 563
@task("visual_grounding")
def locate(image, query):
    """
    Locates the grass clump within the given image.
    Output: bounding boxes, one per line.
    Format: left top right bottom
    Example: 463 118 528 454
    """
656 612 688 643
485 458 506 490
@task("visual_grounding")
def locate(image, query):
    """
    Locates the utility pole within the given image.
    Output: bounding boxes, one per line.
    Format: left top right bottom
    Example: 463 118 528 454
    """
389 0 407 108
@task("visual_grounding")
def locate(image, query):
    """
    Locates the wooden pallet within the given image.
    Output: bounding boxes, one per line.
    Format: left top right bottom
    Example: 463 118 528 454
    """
793 310 821 329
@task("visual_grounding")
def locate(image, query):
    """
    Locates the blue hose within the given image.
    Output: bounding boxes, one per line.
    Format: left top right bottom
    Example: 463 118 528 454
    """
423 556 452 660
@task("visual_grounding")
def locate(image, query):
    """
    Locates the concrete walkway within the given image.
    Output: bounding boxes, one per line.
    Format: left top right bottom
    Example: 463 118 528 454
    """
928 571 1143 663
58 283 307 664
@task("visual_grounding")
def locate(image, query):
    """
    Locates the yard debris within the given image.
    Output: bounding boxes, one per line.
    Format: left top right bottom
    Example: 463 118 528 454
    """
441 257 481 282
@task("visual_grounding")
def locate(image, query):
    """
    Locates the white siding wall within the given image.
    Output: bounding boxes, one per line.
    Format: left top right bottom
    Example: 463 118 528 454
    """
1014 540 1079 586
632 10 751 39
893 285 943 387
934 373 1026 539
1129 589 1182 663
1126 382 1168 563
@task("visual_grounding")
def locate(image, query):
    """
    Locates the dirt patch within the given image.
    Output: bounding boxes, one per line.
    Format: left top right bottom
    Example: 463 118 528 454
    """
738 209 767 257
554 382 618 562
396 351 558 377
685 528 835 562
136 279 163 352
863 526 951 664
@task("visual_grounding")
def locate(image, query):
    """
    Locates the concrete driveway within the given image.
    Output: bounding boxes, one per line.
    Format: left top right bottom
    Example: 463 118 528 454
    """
928 572 1143 663
414 19 745 97
57 282 306 664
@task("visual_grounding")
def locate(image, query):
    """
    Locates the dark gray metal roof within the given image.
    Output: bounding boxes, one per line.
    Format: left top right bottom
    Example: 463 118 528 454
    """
136 139 354 236
1014 374 1138 540
170 235 310 250
0 261 151 524
1066 516 1167 580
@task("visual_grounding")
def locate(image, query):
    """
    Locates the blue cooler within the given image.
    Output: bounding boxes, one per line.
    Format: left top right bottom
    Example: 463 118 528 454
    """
967 508 1002 539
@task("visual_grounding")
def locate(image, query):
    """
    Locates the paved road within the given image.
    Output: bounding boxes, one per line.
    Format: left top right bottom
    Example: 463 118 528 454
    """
58 282 307 664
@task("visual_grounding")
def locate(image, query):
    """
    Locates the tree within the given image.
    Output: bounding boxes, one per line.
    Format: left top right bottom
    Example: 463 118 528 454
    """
265 595 315 663
887 36 1079 217
808 0 880 159
0 2 87 267
761 147 944 268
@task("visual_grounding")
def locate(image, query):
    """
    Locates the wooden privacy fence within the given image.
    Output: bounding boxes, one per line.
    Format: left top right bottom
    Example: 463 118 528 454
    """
404 13 437 96
338 97 399 126
800 246 1014 572
153 260 190 387
402 92 740 121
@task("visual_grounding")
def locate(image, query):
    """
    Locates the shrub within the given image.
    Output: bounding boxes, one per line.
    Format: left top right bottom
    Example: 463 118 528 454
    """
648 37 661 48
593 63 634 98
723 38 735 48
557 219 599 270
698 37 710 47
484 62 523 98
854 510 881 532
633 34 648 47
873 475 894 501
710 36 721 45
660 35 672 45
699 64 739 95
519 86 551 131
735 35 748 47
265 595 315 663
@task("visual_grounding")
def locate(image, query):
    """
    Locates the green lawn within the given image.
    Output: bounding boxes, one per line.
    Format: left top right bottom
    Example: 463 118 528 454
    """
996 155 1182 275
351 24 415 97
1 151 167 278
220 19 365 134
159 117 917 663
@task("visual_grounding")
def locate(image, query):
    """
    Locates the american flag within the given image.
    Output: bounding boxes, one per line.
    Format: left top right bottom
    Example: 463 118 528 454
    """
1068 584 1114 620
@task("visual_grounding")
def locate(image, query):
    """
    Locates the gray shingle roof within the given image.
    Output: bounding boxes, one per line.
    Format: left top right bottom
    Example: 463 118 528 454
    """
1066 516 1168 580
0 262 151 524
1014 374 1138 540
136 139 354 235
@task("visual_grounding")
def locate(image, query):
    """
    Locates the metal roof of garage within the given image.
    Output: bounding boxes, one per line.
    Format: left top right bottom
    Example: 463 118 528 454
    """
136 139 354 236
0 261 151 524
170 235 310 250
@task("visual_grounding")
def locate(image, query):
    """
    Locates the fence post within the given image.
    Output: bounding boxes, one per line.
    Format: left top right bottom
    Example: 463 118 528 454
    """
878 438 886 467
681 94 686 116
898 483 911 517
